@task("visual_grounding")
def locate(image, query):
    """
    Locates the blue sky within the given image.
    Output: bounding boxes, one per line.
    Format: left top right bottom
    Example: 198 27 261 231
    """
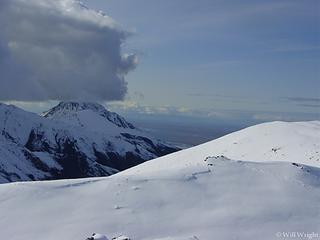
81 0 319 120
1 0 319 122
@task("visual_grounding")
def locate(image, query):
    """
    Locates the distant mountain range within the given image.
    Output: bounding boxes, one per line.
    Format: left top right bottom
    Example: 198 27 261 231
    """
0 102 179 183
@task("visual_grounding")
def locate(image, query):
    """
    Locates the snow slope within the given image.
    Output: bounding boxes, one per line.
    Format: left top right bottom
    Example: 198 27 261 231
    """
0 102 178 183
170 120 320 167
0 121 319 240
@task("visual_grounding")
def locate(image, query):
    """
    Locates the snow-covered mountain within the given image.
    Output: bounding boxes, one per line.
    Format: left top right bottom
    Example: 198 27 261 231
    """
0 102 178 183
167 120 320 168
0 121 319 240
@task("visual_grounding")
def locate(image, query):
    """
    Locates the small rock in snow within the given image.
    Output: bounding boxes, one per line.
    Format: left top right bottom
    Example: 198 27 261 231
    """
86 233 109 240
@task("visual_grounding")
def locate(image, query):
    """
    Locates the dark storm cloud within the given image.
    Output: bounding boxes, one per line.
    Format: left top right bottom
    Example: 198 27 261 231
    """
0 0 137 101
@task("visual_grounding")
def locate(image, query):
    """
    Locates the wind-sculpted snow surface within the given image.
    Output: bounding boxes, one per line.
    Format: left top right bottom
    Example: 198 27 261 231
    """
0 119 319 239
0 153 320 239
0 102 178 183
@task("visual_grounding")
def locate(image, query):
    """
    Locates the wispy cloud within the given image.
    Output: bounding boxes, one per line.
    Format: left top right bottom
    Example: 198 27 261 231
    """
271 45 320 53
285 97 320 103
297 104 320 108
106 100 231 119
187 93 272 106
188 93 249 100
252 111 320 122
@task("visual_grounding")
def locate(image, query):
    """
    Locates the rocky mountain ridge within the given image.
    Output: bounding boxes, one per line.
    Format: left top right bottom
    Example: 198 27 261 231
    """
0 102 178 183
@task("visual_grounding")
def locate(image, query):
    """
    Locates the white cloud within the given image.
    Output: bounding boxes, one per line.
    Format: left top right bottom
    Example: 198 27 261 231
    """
0 0 137 101
106 101 233 119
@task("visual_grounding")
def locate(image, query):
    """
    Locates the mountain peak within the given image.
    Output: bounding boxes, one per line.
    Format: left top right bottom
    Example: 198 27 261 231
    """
43 102 106 116
42 101 135 129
